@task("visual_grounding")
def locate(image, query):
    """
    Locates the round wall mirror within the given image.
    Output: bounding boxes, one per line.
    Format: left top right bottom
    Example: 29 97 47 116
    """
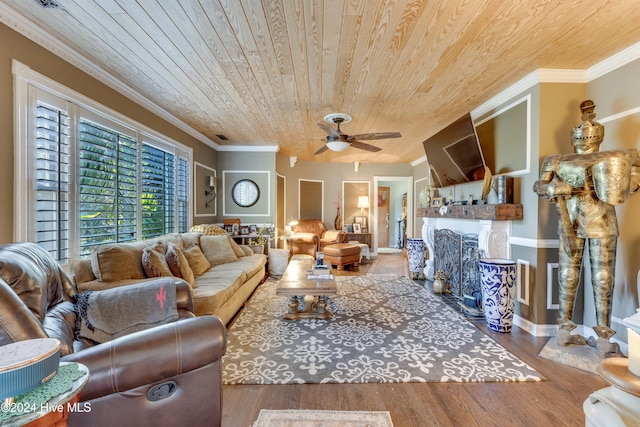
231 179 260 207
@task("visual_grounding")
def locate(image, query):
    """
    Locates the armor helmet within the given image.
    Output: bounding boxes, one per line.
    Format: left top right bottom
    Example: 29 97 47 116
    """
571 100 604 152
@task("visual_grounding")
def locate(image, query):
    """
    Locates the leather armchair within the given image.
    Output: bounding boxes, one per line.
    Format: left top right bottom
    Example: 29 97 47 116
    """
0 242 226 427
289 220 345 257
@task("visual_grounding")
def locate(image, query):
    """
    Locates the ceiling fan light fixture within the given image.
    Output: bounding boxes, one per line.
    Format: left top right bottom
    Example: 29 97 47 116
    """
324 113 352 125
326 140 350 152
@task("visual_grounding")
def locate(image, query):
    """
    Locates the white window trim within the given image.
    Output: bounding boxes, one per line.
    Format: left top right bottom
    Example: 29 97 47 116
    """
13 59 194 263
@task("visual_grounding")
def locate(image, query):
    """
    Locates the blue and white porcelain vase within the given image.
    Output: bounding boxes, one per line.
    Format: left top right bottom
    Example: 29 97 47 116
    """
478 258 516 333
407 238 426 280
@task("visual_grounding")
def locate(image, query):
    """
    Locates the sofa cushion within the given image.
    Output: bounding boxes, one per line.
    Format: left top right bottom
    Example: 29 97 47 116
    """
212 255 266 279
182 244 210 277
200 235 238 266
142 242 174 278
192 269 247 316
165 244 196 288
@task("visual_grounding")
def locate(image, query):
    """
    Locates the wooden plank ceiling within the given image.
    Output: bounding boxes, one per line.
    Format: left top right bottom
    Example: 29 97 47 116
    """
3 0 640 164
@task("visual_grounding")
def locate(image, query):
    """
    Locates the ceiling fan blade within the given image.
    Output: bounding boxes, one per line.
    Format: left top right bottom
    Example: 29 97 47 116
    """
317 122 341 138
348 131 401 141
314 144 330 155
350 140 382 152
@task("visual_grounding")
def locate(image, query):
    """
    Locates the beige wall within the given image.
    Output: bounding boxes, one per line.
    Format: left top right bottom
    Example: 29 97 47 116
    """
276 154 413 242
0 23 217 244
587 58 640 332
216 151 276 225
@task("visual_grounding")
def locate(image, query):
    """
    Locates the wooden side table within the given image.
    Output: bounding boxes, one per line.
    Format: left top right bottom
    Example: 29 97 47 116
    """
343 232 371 249
2 363 89 427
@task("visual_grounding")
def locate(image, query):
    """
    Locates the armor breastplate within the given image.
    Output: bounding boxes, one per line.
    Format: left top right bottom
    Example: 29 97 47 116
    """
556 162 586 188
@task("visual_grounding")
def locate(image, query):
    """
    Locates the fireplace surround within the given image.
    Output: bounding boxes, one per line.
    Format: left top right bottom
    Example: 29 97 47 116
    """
419 204 522 301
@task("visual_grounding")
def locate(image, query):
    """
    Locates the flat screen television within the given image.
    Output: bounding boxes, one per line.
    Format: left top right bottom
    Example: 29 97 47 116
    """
422 113 486 188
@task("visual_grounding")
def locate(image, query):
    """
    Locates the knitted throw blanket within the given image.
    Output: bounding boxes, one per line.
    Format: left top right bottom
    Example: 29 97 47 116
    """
75 279 178 343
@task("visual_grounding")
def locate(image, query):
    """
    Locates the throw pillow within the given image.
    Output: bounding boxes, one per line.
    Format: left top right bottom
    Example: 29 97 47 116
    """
199 235 238 266
182 244 211 276
75 279 178 344
180 232 201 249
91 242 147 282
240 245 254 256
189 224 227 235
229 237 247 257
141 242 174 278
165 244 196 288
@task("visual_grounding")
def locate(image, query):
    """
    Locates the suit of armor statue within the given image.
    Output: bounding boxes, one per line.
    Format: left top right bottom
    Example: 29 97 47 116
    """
534 100 640 354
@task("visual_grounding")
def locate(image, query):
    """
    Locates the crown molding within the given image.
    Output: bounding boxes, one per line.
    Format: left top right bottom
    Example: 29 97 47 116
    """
411 155 426 167
472 69 588 120
588 40 640 80
0 3 220 150
472 42 640 121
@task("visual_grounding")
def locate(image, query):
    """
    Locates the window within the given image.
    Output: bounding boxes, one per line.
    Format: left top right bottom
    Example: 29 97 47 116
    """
35 103 71 263
14 61 192 267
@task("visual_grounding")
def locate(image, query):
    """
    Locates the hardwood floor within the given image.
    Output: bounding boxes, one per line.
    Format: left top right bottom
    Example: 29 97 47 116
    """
222 253 606 426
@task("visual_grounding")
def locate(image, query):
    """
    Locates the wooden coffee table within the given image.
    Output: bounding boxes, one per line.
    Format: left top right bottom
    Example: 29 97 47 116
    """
275 259 337 320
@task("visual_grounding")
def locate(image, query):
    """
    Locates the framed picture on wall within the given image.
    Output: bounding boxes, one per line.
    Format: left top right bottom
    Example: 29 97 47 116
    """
353 223 362 233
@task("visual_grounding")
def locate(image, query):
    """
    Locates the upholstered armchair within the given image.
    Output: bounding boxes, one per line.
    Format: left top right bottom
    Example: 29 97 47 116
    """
0 242 227 427
289 219 345 257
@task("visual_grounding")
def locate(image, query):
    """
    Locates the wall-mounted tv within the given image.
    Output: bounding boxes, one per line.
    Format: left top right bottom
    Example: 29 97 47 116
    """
422 113 486 188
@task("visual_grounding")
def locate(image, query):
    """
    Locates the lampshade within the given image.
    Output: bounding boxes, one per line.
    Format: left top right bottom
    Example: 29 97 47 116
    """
357 195 370 209
326 140 350 152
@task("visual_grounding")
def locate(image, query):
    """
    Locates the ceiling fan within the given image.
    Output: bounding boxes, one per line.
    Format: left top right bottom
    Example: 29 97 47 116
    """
314 113 401 155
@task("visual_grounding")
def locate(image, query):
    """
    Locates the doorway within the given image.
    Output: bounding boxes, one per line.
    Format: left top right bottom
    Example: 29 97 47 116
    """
373 176 413 255
377 187 390 248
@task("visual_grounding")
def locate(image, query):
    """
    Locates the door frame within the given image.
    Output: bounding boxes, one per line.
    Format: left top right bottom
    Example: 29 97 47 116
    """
373 176 414 256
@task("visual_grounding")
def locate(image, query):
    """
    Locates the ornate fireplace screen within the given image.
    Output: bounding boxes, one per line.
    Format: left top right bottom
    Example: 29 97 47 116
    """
434 229 460 296
434 229 482 301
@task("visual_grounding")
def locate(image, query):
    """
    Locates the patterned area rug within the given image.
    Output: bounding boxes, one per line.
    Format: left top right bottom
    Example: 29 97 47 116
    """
223 275 545 384
252 410 393 427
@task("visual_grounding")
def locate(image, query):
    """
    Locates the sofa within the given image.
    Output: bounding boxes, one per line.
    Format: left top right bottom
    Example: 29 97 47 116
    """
0 242 226 427
73 232 267 325
289 219 345 257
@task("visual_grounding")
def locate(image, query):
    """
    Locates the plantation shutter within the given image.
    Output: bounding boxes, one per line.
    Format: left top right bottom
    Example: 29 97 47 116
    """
177 156 189 233
142 144 175 238
35 103 71 263
17 66 193 264
78 119 138 257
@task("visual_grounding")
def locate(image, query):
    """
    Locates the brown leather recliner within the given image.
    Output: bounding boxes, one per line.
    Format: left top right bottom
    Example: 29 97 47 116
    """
289 219 345 257
0 242 226 427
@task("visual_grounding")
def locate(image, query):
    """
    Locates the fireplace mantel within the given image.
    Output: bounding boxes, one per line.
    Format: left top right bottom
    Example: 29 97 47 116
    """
416 203 522 221
418 204 523 279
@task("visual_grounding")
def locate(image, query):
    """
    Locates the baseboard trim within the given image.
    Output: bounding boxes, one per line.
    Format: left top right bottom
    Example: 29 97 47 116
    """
513 315 557 337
